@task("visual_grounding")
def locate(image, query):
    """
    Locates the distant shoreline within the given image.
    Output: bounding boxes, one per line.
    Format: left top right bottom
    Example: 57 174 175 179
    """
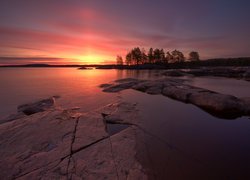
1 57 250 69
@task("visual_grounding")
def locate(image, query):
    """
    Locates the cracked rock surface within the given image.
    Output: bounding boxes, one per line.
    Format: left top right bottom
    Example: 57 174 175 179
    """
0 98 147 180
101 78 250 119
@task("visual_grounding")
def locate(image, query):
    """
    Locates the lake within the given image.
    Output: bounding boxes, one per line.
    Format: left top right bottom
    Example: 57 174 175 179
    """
0 68 159 119
1 68 250 179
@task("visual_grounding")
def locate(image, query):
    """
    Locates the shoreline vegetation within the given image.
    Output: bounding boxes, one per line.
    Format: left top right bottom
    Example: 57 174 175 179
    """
0 57 250 69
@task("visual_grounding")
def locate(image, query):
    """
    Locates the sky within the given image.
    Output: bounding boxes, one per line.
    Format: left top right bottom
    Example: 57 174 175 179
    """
0 0 250 65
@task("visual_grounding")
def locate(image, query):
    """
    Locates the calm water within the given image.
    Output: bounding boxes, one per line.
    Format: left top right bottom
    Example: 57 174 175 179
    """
1 68 250 179
122 90 250 179
0 68 157 119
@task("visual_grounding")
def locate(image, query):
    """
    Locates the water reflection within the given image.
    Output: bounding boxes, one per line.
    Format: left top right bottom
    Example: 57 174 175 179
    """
0 68 160 119
1 68 249 120
184 76 250 98
116 69 159 80
1 68 250 179
121 90 250 179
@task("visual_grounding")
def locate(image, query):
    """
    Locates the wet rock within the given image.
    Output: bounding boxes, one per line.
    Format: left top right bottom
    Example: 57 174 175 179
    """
115 78 139 83
102 78 146 93
163 85 250 118
17 97 57 115
162 70 185 77
162 85 192 102
102 81 137 92
101 78 250 119
99 83 112 88
132 81 163 95
187 92 244 118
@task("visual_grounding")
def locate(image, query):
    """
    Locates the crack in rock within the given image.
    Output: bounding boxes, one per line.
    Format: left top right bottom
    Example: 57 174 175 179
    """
66 115 80 179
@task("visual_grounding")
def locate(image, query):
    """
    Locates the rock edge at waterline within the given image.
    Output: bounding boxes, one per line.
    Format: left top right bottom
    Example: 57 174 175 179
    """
101 78 250 119
0 98 147 180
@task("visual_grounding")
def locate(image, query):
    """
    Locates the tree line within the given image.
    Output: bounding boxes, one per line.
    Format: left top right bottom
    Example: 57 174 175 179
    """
116 47 200 65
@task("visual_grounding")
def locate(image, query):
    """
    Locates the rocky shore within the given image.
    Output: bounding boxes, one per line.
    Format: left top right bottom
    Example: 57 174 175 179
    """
162 67 250 81
0 98 148 179
1 73 250 179
101 78 250 119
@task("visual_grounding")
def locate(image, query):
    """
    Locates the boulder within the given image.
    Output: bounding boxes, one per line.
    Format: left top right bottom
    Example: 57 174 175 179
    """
188 92 243 118
132 81 163 95
17 97 57 115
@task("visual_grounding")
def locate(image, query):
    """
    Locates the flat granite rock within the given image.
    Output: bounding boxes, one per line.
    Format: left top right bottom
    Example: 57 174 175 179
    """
100 102 140 125
0 99 147 179
101 78 250 119
0 110 78 179
67 127 147 180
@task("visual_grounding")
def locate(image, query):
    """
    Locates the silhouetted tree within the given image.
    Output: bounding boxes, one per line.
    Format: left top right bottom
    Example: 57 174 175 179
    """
159 49 167 63
148 48 154 64
124 47 196 65
188 51 200 61
153 48 161 63
141 48 148 64
131 47 142 65
116 55 123 65
171 50 185 63
166 51 174 62
126 52 132 65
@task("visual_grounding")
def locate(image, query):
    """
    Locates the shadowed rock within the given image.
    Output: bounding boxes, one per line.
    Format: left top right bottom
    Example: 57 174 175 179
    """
101 78 250 119
17 97 58 115
1 96 60 124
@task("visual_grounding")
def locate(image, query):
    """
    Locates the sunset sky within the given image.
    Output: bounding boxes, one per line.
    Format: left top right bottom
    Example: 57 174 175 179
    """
0 0 250 65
